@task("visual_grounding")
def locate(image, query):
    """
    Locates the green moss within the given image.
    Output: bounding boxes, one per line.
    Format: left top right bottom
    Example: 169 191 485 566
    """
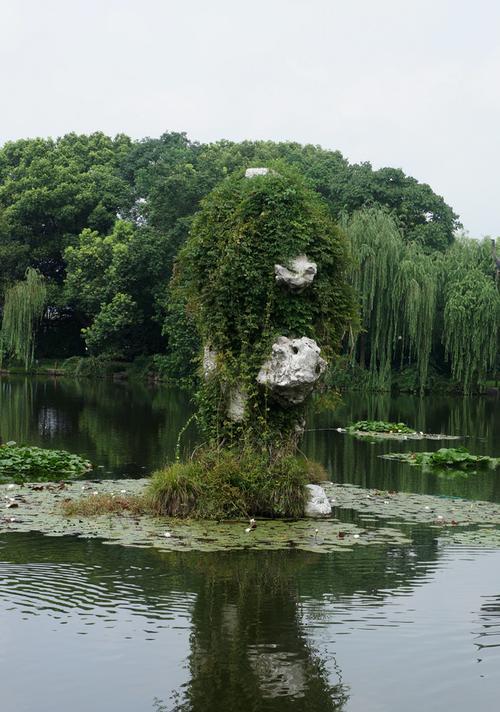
147 449 326 520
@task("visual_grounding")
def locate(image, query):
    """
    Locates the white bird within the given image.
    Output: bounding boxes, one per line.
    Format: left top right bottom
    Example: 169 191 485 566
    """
164 531 172 538
245 518 257 533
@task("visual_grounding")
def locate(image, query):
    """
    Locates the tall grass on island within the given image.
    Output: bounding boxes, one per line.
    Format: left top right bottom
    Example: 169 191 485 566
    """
61 448 328 521
148 449 328 520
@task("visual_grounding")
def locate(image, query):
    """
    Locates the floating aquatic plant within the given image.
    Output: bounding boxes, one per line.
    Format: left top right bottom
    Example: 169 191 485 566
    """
0 442 91 483
348 420 415 434
381 447 499 472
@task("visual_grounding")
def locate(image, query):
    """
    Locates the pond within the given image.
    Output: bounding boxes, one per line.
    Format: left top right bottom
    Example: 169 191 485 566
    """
0 377 499 711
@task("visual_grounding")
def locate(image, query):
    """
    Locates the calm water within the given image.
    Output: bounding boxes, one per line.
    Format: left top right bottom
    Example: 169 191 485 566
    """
0 377 499 711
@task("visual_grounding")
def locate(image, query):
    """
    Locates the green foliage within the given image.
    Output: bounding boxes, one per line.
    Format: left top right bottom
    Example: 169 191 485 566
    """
441 238 500 392
148 448 324 519
64 220 172 357
345 208 439 392
348 420 415 434
0 131 460 372
0 268 47 368
345 211 499 393
176 166 355 447
0 132 131 285
61 354 117 378
0 442 91 483
129 134 458 251
82 292 140 357
385 447 499 471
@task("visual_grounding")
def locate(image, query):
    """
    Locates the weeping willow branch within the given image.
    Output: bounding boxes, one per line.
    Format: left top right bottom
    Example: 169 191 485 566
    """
442 238 500 392
345 208 439 392
343 208 402 389
0 268 47 369
392 244 439 392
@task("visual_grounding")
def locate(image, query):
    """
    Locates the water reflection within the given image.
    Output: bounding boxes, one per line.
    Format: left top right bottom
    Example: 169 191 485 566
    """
304 393 500 503
0 531 444 712
0 377 196 476
0 377 498 502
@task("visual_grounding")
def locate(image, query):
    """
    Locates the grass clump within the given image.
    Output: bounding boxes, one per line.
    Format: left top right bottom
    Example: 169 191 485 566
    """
348 420 415 434
148 449 326 520
0 442 91 483
61 493 148 516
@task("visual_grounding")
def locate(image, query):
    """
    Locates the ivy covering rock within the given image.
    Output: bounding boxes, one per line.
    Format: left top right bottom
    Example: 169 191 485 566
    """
156 166 355 518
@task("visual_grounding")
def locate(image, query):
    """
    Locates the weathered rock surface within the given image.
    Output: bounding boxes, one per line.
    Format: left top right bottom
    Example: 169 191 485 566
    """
202 345 218 379
275 255 317 292
245 167 271 178
304 484 332 517
257 336 327 405
227 386 247 422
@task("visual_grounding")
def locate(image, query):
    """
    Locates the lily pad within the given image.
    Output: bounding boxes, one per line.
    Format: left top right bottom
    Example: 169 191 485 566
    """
0 479 410 552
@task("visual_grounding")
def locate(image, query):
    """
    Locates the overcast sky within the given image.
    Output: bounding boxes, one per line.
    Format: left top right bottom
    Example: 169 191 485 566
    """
1 0 499 236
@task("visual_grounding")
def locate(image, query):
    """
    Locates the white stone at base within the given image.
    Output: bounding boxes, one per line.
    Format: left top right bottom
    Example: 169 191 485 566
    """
304 484 332 517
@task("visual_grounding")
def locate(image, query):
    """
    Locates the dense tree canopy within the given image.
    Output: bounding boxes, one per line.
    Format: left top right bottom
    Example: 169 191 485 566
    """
0 130 497 392
0 133 131 286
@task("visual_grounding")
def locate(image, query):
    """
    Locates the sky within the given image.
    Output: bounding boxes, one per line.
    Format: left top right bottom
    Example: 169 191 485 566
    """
1 0 499 237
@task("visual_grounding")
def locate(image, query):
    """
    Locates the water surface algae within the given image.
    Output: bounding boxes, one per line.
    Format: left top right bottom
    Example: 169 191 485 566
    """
3 478 500 551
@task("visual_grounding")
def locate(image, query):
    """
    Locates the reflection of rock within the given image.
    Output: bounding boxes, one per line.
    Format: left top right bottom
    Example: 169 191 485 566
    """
203 345 218 379
275 255 317 292
257 337 327 405
304 484 332 517
245 167 271 178
248 646 306 699
227 386 247 422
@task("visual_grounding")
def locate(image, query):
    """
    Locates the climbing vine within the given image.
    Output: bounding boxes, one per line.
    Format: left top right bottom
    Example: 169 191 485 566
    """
173 165 356 451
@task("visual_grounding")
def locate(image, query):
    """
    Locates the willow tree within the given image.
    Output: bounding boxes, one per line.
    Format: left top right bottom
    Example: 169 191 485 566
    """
441 238 499 392
344 208 402 388
0 268 47 369
345 208 438 392
393 243 439 390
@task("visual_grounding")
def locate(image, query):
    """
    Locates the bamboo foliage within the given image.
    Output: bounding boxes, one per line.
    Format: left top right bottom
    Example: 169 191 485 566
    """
0 268 47 369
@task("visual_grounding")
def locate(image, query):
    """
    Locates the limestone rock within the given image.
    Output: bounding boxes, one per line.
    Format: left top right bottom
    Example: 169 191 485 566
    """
304 484 332 517
202 345 218 379
275 255 317 292
256 336 326 405
245 167 270 178
227 386 247 422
